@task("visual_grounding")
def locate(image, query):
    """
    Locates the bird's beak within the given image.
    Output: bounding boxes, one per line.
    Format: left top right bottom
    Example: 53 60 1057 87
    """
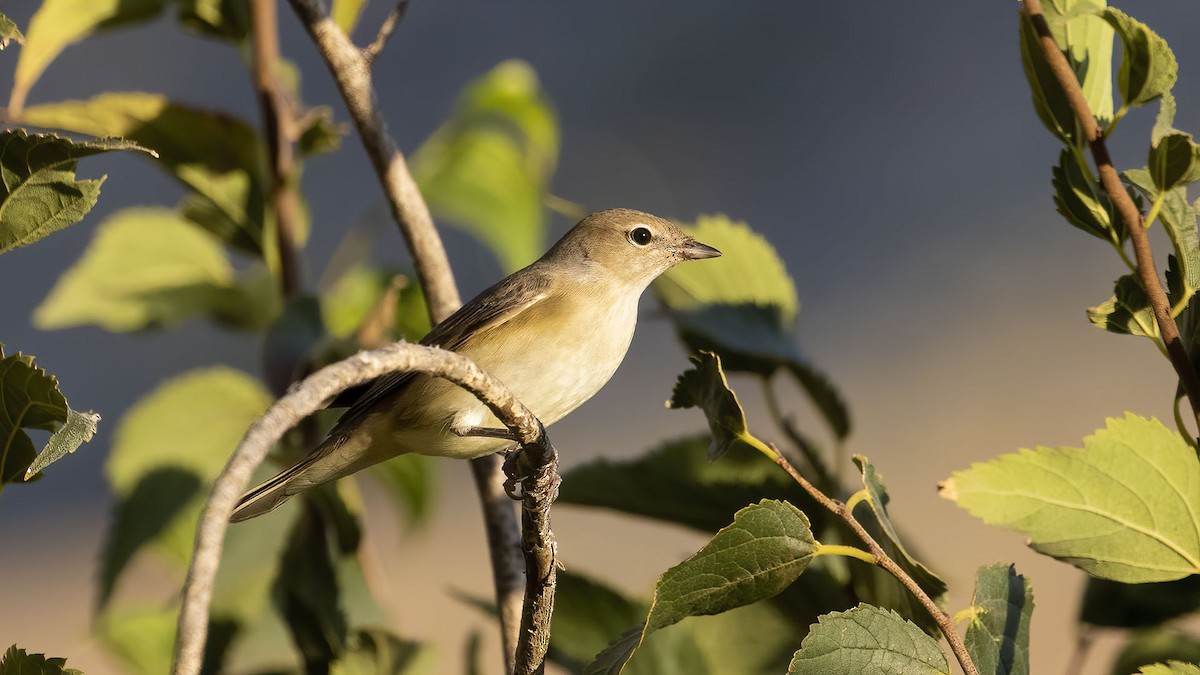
678 239 722 260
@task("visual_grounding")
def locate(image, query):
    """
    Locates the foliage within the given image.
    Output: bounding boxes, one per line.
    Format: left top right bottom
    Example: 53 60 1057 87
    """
6 0 1200 673
0 645 82 675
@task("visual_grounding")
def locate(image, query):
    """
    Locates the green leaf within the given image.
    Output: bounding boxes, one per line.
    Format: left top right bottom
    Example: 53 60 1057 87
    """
1081 576 1200 628
850 456 947 632
21 93 268 255
1113 629 1200 675
34 207 238 332
331 0 368 35
942 413 1200 583
560 433 816 533
274 509 348 668
12 0 167 109
551 571 647 670
1104 8 1177 108
0 645 83 675
1124 168 1200 300
94 605 176 675
1054 149 1125 244
24 408 100 478
586 500 816 673
963 564 1033 675
0 129 153 255
1018 11 1085 145
0 345 69 486
1088 275 1159 339
100 367 271 605
412 59 558 272
298 107 344 157
786 604 949 675
1154 93 1177 145
1139 663 1200 675
367 454 436 528
1043 0 1113 125
331 629 434 675
667 351 766 460
1149 132 1200 192
654 215 849 437
0 13 25 49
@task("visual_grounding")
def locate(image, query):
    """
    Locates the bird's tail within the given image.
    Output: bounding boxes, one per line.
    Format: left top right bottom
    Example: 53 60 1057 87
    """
230 450 325 522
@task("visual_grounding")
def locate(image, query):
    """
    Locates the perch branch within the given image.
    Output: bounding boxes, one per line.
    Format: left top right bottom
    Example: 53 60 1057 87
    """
286 1 528 670
768 445 979 675
171 343 545 675
1022 0 1200 430
508 436 560 675
250 0 303 297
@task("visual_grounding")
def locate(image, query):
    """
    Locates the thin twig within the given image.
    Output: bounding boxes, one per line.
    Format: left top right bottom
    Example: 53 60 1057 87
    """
364 0 409 64
768 445 979 675
251 0 303 297
285 2 528 670
1022 0 1200 430
170 343 544 675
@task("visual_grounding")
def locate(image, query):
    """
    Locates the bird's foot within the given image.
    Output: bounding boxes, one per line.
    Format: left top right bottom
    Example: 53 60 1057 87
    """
501 449 525 499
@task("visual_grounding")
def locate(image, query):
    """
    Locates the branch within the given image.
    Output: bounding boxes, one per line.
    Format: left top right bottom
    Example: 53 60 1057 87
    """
508 436 560 675
364 0 409 64
170 343 544 675
285 2 528 669
286 0 461 320
250 0 303 297
768 447 979 675
1021 0 1200 430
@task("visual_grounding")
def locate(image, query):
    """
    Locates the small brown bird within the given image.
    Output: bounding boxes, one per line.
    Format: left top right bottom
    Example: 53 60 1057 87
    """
232 208 721 521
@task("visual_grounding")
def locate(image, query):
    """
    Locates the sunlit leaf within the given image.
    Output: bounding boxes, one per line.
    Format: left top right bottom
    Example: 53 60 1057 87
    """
1149 133 1200 193
21 92 268 255
100 367 272 606
412 60 557 272
0 344 82 487
0 13 25 49
1139 663 1200 675
24 408 100 478
963 564 1033 675
177 0 250 41
1087 275 1159 339
1054 149 1124 244
942 413 1200 583
585 500 816 673
34 207 239 332
1043 0 1113 124
786 604 949 675
1104 7 1177 108
0 129 153 255
331 0 368 35
1124 168 1200 298
12 0 167 111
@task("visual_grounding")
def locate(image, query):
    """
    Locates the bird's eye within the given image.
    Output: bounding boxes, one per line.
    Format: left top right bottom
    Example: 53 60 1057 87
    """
630 226 653 246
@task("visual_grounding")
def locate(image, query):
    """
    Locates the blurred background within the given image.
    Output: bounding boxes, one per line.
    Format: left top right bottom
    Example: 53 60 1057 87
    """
2 1 1199 672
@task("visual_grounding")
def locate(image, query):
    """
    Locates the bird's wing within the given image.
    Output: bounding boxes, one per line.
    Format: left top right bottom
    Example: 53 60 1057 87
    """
327 269 553 432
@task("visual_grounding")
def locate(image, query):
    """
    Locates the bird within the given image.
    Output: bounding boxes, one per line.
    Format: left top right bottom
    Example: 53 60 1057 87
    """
231 208 721 522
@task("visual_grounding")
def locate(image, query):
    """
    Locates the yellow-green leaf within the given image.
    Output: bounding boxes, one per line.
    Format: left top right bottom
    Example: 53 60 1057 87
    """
34 207 236 331
943 413 1200 583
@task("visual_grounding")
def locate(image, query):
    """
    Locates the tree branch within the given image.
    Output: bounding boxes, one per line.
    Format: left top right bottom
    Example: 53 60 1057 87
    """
170 343 545 675
286 0 461 320
509 436 559 675
768 446 979 675
250 0 303 297
1022 0 1200 430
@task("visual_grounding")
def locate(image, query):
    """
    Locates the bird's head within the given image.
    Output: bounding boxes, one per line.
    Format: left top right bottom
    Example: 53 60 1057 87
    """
546 208 721 288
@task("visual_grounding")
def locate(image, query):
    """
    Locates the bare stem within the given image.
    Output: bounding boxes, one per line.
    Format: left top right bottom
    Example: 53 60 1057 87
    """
170 343 545 675
364 0 409 64
1022 0 1200 431
250 0 303 297
508 435 560 675
769 446 979 675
